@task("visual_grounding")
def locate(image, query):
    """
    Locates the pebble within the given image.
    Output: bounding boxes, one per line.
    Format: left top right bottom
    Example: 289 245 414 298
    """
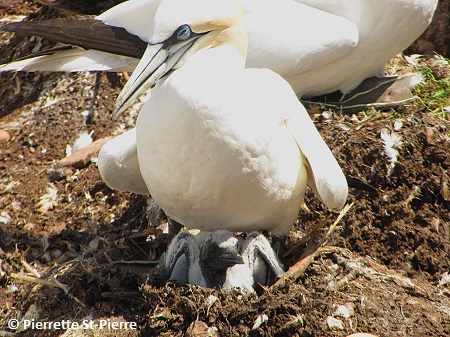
0 129 11 143
424 126 435 145
185 321 218 337
49 167 74 181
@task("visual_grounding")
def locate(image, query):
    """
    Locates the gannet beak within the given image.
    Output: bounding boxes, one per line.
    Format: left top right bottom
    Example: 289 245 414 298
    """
113 29 204 117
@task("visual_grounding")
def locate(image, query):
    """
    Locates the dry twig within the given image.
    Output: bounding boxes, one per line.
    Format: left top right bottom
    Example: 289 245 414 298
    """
274 203 354 287
10 273 86 307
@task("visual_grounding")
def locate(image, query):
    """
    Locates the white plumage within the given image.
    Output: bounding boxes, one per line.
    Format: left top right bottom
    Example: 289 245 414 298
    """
109 0 347 239
1 0 437 212
1 0 437 97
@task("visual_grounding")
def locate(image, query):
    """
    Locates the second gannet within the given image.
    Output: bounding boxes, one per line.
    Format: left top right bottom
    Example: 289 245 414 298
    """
0 0 437 96
0 0 435 199
112 0 347 245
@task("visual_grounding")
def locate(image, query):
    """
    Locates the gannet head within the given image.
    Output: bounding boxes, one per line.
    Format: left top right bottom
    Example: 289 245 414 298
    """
200 230 244 271
199 230 244 288
113 0 246 116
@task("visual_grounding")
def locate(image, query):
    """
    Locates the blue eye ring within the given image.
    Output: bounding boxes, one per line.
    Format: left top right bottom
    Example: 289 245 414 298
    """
176 25 192 41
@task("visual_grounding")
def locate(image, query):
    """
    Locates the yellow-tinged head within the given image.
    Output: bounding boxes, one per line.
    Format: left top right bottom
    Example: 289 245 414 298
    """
113 0 247 116
149 0 245 43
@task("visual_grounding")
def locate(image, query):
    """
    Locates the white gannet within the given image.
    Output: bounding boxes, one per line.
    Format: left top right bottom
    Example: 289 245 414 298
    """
0 0 438 97
164 230 284 294
1 0 436 201
285 0 439 96
0 0 436 198
110 0 347 245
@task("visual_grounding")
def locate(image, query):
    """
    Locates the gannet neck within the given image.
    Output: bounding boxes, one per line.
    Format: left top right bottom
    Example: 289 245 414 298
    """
205 2 248 62
169 33 247 85
208 23 248 65
241 232 284 279
164 231 199 278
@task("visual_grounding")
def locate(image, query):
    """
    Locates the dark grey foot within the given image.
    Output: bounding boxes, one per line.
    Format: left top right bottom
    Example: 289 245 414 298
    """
168 219 183 240
266 234 286 286
271 235 286 260
302 75 417 113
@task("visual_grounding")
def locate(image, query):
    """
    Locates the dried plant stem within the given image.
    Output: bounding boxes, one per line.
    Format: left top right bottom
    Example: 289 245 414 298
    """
10 273 85 307
274 203 354 287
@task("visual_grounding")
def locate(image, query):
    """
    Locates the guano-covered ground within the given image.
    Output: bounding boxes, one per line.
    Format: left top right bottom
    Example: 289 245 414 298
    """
1 1 450 336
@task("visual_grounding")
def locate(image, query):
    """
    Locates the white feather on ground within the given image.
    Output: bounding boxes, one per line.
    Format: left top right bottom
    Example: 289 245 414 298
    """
37 183 58 214
380 129 403 176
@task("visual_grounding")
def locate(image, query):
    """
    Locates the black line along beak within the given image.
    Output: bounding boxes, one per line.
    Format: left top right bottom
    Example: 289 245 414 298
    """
113 27 205 116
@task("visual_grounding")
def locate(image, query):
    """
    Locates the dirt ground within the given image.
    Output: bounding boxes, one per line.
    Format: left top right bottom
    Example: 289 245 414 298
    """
1 1 450 336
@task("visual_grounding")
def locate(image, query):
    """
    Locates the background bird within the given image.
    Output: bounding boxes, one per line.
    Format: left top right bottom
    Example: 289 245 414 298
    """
0 0 437 97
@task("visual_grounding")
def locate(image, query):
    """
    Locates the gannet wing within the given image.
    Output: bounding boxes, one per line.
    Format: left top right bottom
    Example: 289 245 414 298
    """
97 128 148 195
164 230 199 281
0 47 138 72
0 0 156 72
285 102 348 211
97 0 160 42
244 0 358 77
0 16 146 58
261 72 348 211
241 232 284 285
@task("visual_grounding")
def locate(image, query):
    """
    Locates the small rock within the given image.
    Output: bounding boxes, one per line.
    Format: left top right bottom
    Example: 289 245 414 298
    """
252 314 268 330
23 223 37 231
89 238 100 250
58 137 111 169
0 129 11 143
0 211 12 225
71 132 93 154
185 321 218 337
6 284 19 293
424 126 435 145
346 334 379 337
441 172 449 201
49 167 74 181
11 201 22 212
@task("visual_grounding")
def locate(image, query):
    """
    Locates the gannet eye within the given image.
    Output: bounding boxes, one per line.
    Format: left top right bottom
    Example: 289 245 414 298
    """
176 25 192 41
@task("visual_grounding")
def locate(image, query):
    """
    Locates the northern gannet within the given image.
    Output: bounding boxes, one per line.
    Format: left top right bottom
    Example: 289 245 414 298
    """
0 0 438 96
1 0 436 203
109 0 347 245
164 230 284 294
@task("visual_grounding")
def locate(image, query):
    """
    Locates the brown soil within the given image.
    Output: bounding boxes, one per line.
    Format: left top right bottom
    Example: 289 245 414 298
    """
1 1 450 337
407 0 450 57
